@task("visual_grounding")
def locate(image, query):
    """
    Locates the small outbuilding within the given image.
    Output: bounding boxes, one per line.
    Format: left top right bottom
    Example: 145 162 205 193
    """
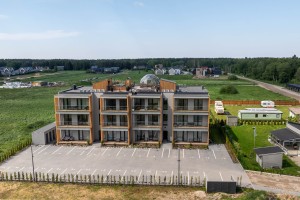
32 122 56 145
238 108 283 121
289 107 300 122
254 146 284 169
226 116 238 126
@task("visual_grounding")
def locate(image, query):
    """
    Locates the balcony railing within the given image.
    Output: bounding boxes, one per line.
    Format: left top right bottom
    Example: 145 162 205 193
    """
174 106 208 111
134 105 160 111
103 122 128 126
59 105 89 110
103 106 127 111
60 121 90 126
173 122 205 127
134 121 160 126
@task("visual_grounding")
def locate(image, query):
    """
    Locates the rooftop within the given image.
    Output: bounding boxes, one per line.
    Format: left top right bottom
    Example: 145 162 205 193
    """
239 108 283 114
271 128 300 141
254 146 284 156
289 107 300 115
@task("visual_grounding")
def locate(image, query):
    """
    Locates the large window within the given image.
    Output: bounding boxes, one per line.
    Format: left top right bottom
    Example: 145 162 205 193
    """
163 99 168 110
63 114 72 125
105 99 116 110
194 99 203 110
148 98 159 110
163 114 168 125
120 115 128 126
175 131 203 142
193 115 203 126
135 131 145 141
177 99 188 110
105 131 127 142
174 115 188 126
148 131 159 141
134 98 145 110
119 99 127 110
78 115 88 125
62 98 71 110
136 115 145 125
148 115 159 125
106 115 116 126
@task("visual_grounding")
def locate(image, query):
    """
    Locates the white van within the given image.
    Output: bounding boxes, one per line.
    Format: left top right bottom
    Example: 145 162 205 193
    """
215 101 224 114
261 100 275 108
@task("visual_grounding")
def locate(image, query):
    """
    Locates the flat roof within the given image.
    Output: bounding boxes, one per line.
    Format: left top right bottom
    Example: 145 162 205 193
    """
254 146 284 156
239 108 282 114
271 128 300 141
289 107 300 115
287 83 300 89
32 122 55 134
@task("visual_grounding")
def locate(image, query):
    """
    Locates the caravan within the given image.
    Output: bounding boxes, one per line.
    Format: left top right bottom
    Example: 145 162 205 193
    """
261 100 275 108
215 101 224 114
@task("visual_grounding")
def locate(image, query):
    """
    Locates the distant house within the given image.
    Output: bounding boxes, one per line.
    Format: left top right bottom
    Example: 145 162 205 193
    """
154 64 163 69
133 65 146 70
212 67 222 76
254 146 284 169
270 122 300 155
289 107 300 122
196 67 209 77
238 108 283 121
155 69 164 75
168 68 176 75
103 67 120 74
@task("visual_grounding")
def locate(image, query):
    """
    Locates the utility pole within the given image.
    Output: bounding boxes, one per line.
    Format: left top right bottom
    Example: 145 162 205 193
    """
30 144 35 181
253 127 256 148
178 148 180 185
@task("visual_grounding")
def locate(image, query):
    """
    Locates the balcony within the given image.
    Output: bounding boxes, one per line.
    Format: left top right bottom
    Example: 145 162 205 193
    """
59 105 89 111
174 106 208 111
173 122 205 127
60 121 90 126
134 121 160 126
134 105 160 111
103 106 127 111
103 122 128 126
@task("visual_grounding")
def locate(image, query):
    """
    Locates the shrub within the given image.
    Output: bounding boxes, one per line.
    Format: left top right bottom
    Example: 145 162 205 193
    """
228 75 238 80
219 85 239 94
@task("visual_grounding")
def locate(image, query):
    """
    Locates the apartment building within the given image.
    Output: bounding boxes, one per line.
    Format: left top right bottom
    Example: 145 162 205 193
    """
54 74 210 146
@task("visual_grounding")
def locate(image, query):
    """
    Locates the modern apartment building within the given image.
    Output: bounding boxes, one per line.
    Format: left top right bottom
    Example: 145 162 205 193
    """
54 74 210 146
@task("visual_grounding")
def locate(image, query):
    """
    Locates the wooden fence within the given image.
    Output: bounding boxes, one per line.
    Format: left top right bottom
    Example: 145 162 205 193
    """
210 100 300 106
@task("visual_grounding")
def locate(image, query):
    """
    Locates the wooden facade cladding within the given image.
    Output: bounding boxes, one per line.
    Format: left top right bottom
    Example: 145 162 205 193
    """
127 95 131 145
92 79 112 90
88 95 93 144
160 79 176 91
160 94 163 142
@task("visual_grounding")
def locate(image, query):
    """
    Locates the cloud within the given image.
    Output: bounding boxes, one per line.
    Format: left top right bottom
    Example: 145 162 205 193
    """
0 14 8 20
0 30 80 41
134 1 144 7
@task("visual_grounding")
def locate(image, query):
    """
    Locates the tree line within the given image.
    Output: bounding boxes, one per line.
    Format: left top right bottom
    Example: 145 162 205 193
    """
0 56 299 83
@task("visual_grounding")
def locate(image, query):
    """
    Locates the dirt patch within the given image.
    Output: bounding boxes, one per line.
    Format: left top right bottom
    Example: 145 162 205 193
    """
247 170 300 193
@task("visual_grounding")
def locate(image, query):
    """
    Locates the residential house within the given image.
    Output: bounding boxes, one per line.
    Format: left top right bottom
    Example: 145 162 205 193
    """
238 108 283 121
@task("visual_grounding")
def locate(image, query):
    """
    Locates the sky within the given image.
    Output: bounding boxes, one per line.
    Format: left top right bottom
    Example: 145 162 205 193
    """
0 0 300 59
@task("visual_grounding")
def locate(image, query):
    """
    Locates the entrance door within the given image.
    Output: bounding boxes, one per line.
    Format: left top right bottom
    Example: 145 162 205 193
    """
163 131 168 141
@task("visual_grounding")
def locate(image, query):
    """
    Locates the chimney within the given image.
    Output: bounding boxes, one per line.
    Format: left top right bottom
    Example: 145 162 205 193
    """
73 84 77 90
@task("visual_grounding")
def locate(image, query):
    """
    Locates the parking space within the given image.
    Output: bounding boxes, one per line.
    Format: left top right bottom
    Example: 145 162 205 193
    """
0 144 251 187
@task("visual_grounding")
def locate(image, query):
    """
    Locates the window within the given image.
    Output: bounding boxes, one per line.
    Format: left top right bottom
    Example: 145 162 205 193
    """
194 99 203 110
105 99 116 110
136 115 145 125
106 115 116 125
193 115 203 126
135 131 145 141
177 99 188 110
276 114 280 118
64 114 72 125
148 98 159 110
263 114 267 117
148 115 159 125
78 115 88 125
163 114 168 125
163 99 168 110
255 114 258 118
62 98 71 109
119 99 127 110
120 115 127 126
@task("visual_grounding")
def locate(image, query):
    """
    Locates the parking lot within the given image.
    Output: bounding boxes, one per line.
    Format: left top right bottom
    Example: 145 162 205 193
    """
0 144 252 187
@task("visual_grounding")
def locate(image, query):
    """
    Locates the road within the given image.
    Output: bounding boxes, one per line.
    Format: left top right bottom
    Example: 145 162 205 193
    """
235 75 300 102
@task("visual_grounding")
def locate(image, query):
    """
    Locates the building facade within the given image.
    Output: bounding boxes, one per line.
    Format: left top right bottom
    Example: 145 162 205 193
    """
54 74 210 146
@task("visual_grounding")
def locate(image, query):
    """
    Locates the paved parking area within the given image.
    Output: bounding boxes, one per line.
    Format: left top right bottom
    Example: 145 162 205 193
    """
0 144 251 187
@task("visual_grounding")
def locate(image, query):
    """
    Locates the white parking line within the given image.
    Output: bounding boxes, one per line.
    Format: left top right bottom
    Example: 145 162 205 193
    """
168 149 170 158
51 146 62 155
198 149 201 159
60 168 68 175
18 166 25 172
219 172 223 181
33 145 45 153
138 170 142 182
122 170 127 176
87 147 95 156
212 150 216 159
161 148 165 158
76 169 82 175
47 168 53 173
66 146 76 155
91 169 97 176
131 148 137 157
171 171 173 184
107 169 112 176
37 145 50 155
116 147 123 157
147 148 150 157
101 147 109 156
203 172 206 178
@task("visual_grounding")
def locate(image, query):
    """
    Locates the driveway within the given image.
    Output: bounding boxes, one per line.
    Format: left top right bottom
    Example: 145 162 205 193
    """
0 144 252 187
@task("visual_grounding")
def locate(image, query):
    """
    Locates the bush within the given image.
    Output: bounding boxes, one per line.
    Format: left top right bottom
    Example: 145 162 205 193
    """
228 75 238 80
219 85 239 94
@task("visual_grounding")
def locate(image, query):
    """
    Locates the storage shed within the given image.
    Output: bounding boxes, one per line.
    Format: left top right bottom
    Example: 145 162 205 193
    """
238 108 282 120
289 107 300 123
254 146 284 169
226 116 238 126
32 123 56 145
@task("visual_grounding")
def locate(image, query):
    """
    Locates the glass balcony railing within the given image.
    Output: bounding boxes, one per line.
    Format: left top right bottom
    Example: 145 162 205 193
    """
173 122 205 127
103 106 127 111
174 106 208 111
134 105 160 111
103 122 128 126
59 105 89 110
60 121 90 126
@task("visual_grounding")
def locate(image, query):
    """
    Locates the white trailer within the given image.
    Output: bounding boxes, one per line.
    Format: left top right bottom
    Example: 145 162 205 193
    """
261 100 275 108
215 101 224 114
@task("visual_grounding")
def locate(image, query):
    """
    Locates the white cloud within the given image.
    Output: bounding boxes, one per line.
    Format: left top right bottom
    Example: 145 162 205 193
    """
134 1 144 7
0 14 8 20
0 30 80 41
